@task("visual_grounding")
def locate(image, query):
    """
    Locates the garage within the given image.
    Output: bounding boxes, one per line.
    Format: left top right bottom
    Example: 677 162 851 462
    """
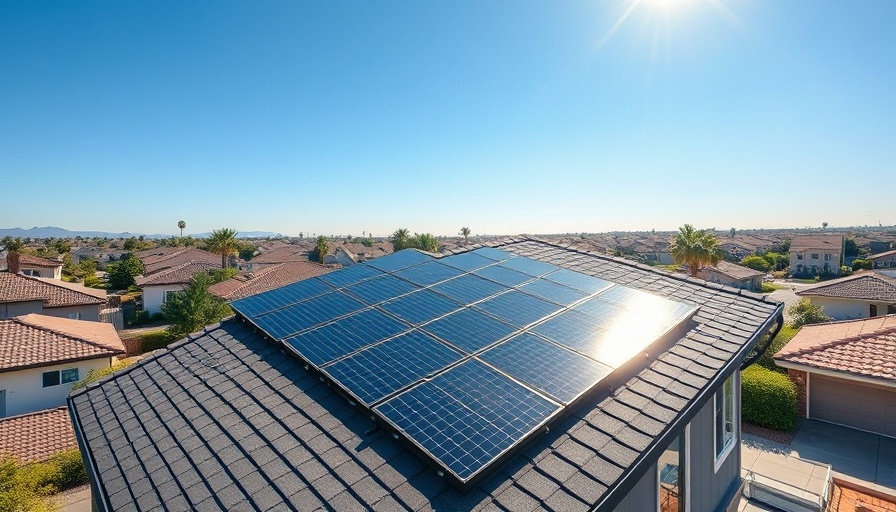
809 374 896 438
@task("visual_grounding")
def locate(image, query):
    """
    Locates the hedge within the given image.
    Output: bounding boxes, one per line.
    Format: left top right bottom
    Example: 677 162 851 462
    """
741 365 798 431
0 449 87 512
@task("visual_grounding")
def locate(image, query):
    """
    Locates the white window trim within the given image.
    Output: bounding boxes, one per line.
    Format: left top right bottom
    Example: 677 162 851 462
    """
656 423 690 512
713 373 738 473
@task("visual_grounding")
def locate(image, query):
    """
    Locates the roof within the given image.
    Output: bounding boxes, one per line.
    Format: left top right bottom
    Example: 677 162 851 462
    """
0 272 105 308
869 249 896 261
701 260 764 280
0 313 125 372
775 315 896 382
69 238 781 512
789 234 844 252
139 248 222 276
247 246 309 265
35 277 108 300
209 260 337 301
136 261 219 287
18 254 63 268
0 407 77 463
796 272 896 301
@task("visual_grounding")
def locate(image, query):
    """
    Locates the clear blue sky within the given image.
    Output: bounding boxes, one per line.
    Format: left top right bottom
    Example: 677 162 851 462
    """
1 1 893 237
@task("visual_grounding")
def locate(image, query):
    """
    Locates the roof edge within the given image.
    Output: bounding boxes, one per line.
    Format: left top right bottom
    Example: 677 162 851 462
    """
774 360 896 390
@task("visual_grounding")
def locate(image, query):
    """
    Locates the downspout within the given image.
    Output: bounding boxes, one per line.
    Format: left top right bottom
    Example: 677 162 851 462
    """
740 312 785 370
68 398 110 512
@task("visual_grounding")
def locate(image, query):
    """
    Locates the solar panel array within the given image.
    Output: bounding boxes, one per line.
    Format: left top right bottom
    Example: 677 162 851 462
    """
231 247 696 486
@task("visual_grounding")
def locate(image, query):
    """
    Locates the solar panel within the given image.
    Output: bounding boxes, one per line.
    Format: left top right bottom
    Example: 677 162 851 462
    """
517 279 589 306
251 291 366 339
472 264 533 287
318 263 384 288
343 275 420 306
438 252 495 272
283 308 408 366
471 247 515 261
430 274 508 304
422 308 517 354
498 257 560 277
378 289 462 326
323 330 462 405
479 333 613 404
543 268 613 294
393 261 465 287
366 249 433 272
473 290 562 327
375 359 559 483
230 277 334 317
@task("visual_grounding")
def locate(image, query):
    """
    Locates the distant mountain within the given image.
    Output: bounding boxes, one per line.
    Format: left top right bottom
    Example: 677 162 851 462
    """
0 227 284 239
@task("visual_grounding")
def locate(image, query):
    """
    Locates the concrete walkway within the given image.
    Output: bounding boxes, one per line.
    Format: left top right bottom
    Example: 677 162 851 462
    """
741 434 831 510
56 485 91 512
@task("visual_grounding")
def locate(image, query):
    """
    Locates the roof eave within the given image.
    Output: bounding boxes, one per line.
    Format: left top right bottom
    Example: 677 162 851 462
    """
773 359 896 390
0 352 123 374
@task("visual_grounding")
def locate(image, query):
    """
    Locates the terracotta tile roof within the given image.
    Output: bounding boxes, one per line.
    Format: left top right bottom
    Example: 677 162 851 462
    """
796 272 896 301
34 277 108 300
139 248 221 276
775 315 896 381
702 260 764 280
247 246 309 265
209 260 337 301
136 261 219 287
0 407 76 463
0 314 125 372
0 272 105 308
789 234 844 252
18 254 63 268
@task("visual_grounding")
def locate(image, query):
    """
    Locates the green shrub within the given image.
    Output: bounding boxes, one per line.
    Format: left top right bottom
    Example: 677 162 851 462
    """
0 450 87 512
741 255 771 272
741 366 798 431
752 325 799 371
140 330 180 352
852 259 872 271
45 450 87 490
72 360 135 390
788 299 831 328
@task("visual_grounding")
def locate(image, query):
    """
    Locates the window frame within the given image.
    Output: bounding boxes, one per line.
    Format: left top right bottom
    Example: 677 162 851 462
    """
42 368 80 387
811 253 819 260
42 371 61 388
657 424 690 512
796 254 803 260
713 374 737 473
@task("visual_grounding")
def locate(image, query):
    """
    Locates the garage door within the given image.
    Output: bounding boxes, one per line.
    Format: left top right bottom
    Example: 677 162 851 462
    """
810 375 896 438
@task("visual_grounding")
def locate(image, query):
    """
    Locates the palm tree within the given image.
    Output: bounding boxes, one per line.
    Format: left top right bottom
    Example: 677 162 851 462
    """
670 224 722 277
390 228 411 251
412 233 440 253
460 227 471 245
178 220 186 237
206 228 239 268
315 236 330 263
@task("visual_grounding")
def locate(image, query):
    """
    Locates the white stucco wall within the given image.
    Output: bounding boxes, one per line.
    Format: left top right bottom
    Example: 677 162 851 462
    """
808 296 893 320
0 357 114 417
0 302 99 321
21 265 62 279
142 284 186 315
790 250 841 275
0 300 44 319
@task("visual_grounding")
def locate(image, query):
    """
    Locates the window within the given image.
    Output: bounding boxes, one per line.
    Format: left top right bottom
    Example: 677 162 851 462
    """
796 254 804 260
67 313 81 320
811 253 819 260
658 429 687 512
714 375 736 470
823 253 832 262
870 304 878 317
42 368 79 387
22 269 41 277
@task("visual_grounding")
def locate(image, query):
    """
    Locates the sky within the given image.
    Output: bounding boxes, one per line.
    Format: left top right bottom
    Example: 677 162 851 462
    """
1 1 894 238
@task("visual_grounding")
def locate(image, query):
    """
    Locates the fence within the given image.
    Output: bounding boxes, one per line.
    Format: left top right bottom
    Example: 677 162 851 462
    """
99 307 124 331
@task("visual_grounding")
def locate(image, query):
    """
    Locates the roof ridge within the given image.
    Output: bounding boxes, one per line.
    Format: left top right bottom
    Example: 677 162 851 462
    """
11 316 124 355
785 324 896 358
800 313 896 328
797 272 896 294
18 273 104 304
0 405 69 424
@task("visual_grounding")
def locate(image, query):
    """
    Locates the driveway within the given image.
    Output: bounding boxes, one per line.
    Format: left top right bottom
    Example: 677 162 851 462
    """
767 281 816 323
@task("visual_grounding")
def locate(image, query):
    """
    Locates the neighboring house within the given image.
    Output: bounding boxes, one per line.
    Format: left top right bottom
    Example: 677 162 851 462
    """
0 406 76 461
241 246 308 272
869 249 896 269
209 260 337 301
137 247 223 276
324 246 358 266
0 313 125 417
69 239 781 512
18 254 63 279
789 234 844 277
136 261 219 315
775 315 896 437
0 272 106 321
796 271 896 320
698 261 764 291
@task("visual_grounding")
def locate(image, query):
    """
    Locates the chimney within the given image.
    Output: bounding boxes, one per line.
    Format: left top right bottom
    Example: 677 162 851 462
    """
7 252 21 274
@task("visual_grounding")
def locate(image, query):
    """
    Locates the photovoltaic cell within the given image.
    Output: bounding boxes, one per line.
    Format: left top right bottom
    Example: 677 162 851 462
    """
543 269 613 294
572 296 627 319
230 277 334 317
473 265 533 288
431 274 508 304
471 247 515 261
474 290 562 328
251 291 366 339
393 261 465 287
366 249 433 272
378 289 462 326
479 333 613 404
283 308 409 366
438 252 495 272
498 257 560 277
344 275 419 306
422 308 517 354
324 330 462 405
318 263 384 288
517 279 590 306
376 360 559 482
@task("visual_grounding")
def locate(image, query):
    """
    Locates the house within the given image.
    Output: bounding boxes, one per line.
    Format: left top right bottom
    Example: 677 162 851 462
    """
789 234 844 277
241 245 309 272
137 247 222 276
698 261 765 292
209 260 337 301
324 246 358 266
774 315 896 437
17 254 64 279
0 406 76 462
869 249 896 269
1 313 125 417
136 261 219 315
69 239 781 511
0 272 106 321
796 271 896 320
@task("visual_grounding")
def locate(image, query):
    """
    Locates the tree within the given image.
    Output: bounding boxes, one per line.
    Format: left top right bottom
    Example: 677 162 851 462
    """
205 228 239 268
740 255 771 272
460 227 471 244
314 236 330 263
299 232 303 239
411 233 440 253
237 242 257 261
670 224 722 277
390 228 411 251
178 220 186 237
788 299 831 328
1 237 24 274
161 273 232 336
729 227 736 238
105 254 144 290
822 222 828 229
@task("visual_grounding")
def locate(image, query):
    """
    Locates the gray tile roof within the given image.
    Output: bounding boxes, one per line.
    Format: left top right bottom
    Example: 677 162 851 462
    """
69 238 781 511
796 272 896 301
